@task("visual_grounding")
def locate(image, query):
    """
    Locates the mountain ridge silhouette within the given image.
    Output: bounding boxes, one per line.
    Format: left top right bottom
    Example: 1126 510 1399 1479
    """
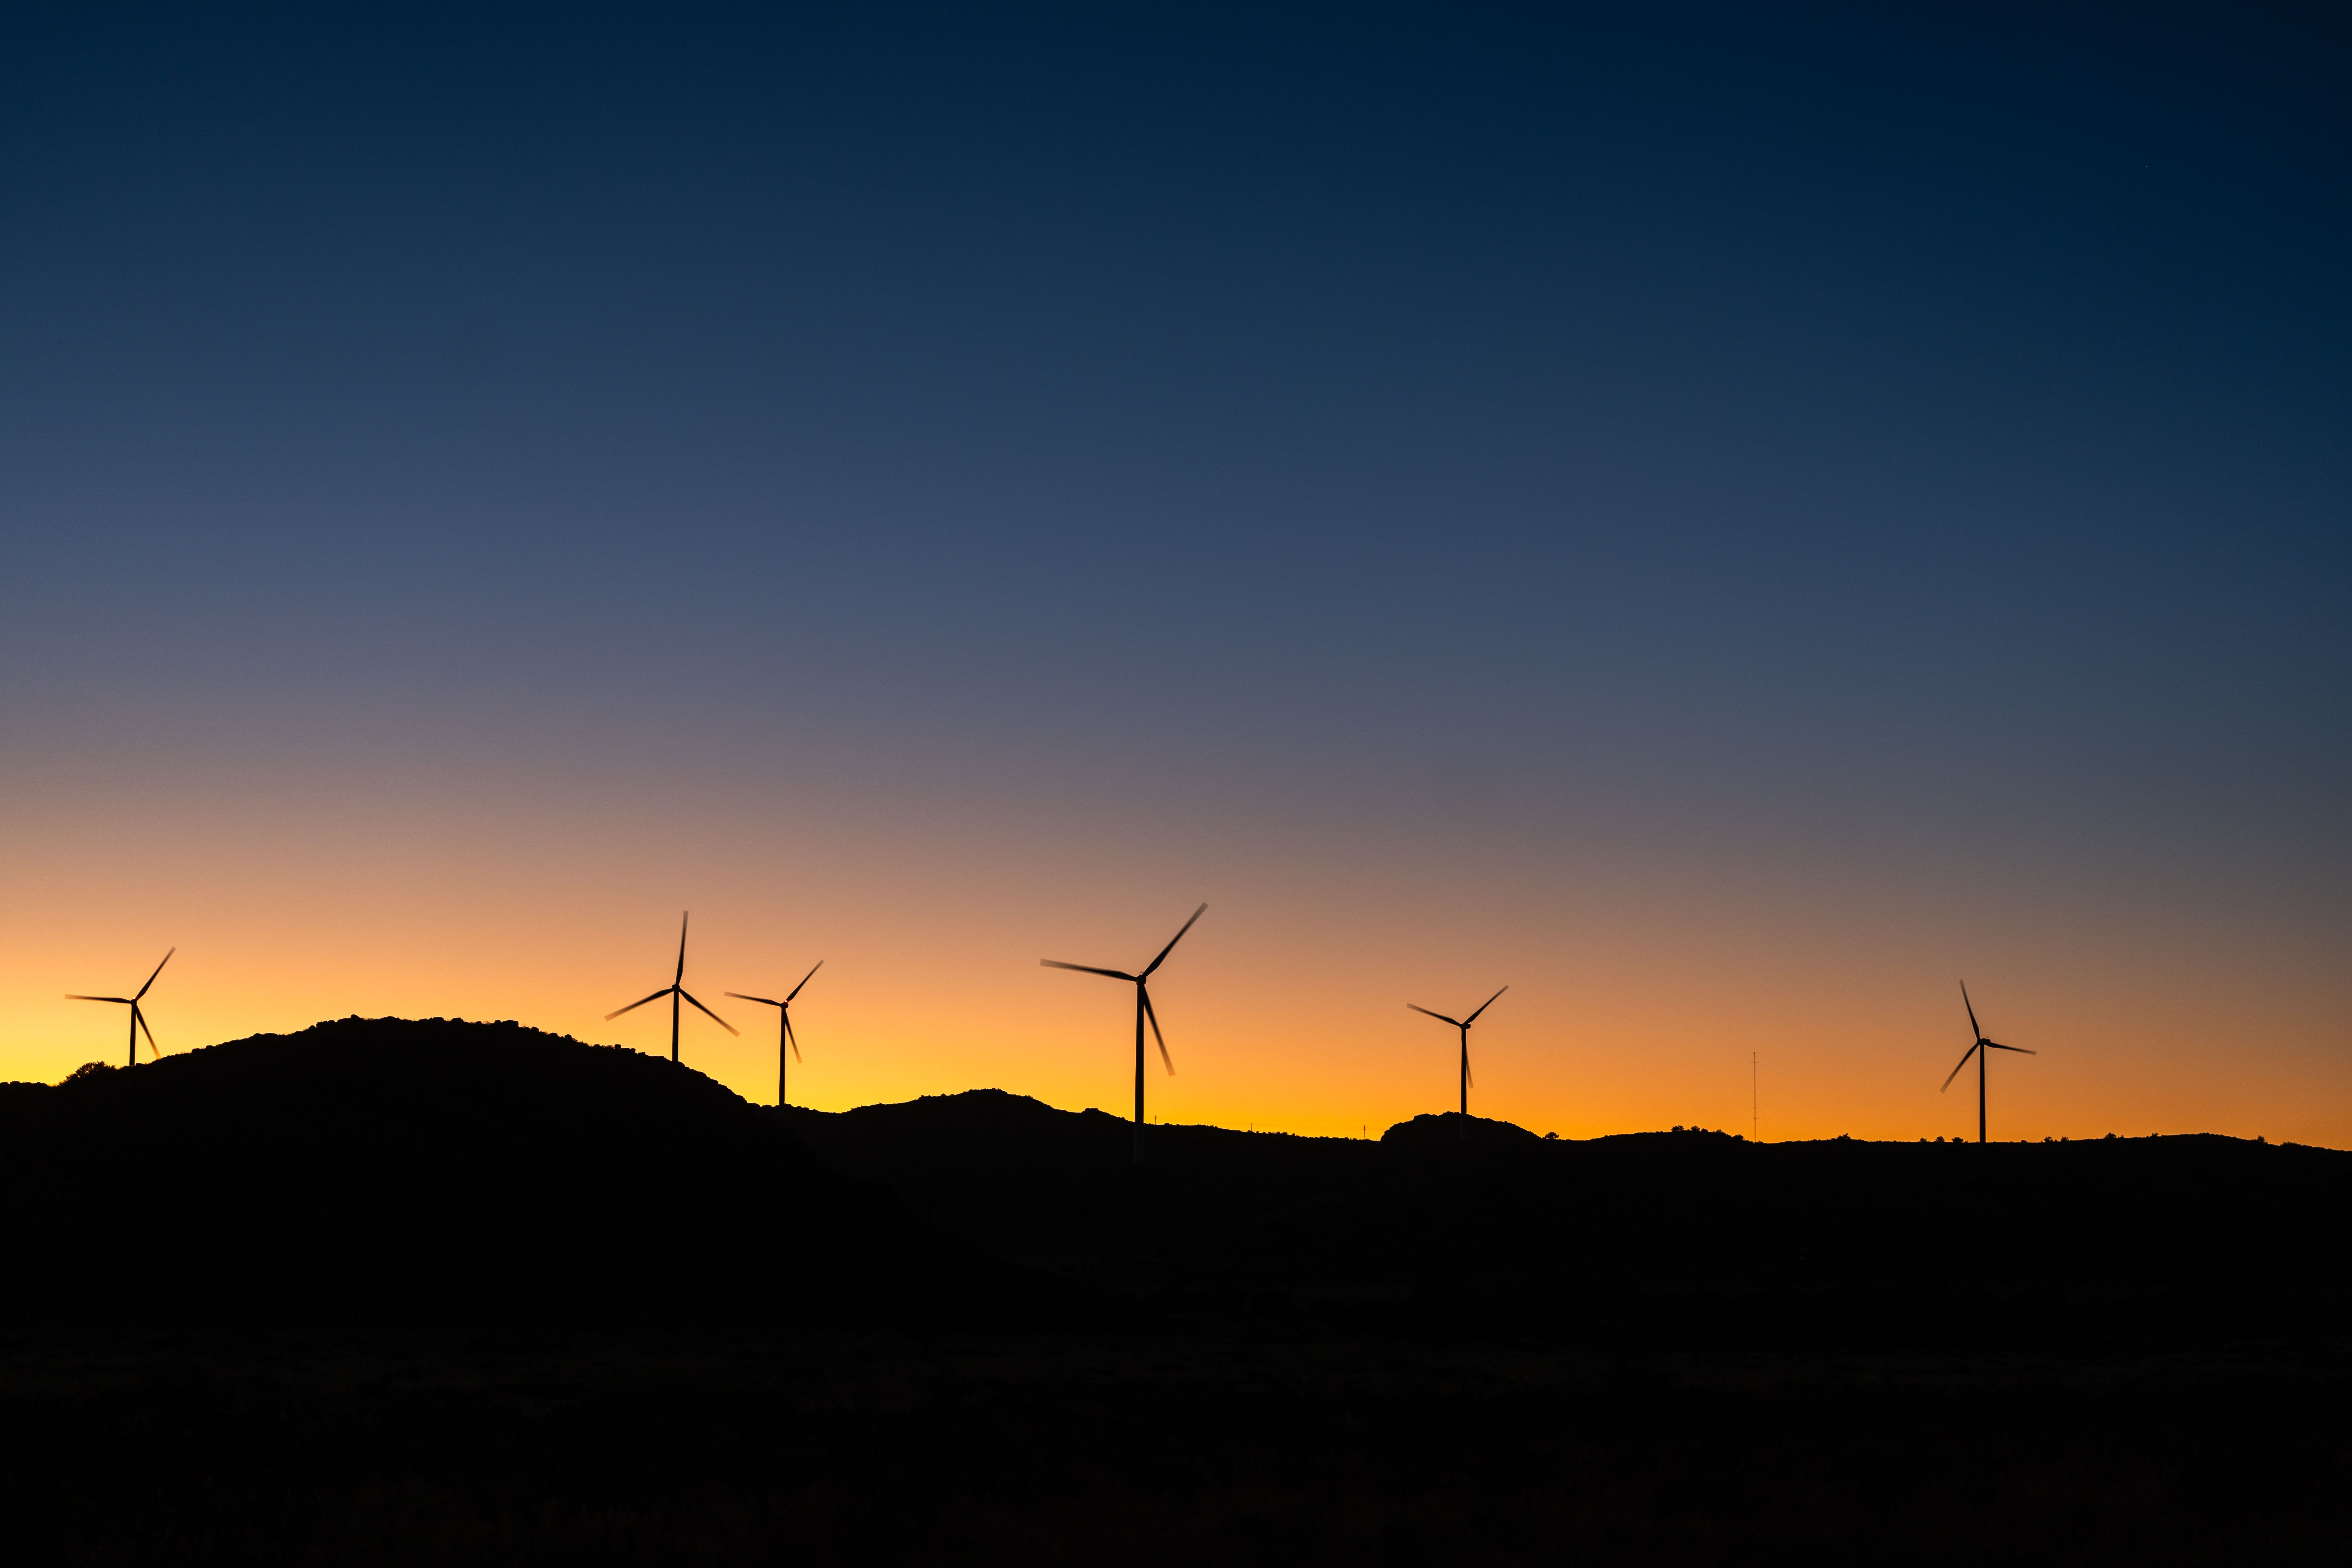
0 1017 1070 1328
778 1087 2352 1337
8 1022 2346 1343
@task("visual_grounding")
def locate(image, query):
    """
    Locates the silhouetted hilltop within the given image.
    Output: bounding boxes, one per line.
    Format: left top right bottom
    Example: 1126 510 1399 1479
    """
0 1019 1063 1328
1380 1110 1546 1148
780 1092 2352 1341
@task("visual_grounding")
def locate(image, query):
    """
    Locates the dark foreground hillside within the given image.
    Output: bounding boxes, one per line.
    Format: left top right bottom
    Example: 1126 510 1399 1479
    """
1 1023 2345 1565
0 1018 1055 1327
779 1091 2352 1348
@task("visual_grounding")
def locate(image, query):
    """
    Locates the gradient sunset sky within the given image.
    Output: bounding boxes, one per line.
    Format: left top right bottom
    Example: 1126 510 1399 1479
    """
3 4 2345 1144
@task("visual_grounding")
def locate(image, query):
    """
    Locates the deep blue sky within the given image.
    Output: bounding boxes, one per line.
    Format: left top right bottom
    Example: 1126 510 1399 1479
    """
3 4 2346 1131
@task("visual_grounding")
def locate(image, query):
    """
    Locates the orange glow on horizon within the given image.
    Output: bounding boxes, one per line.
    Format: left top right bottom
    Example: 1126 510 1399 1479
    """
3 760 2343 1150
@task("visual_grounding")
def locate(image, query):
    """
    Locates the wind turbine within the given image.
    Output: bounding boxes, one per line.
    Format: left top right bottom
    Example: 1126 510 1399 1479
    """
727 960 823 1107
606 912 737 1064
1043 902 1206 1165
67 947 175 1067
1409 985 1507 1118
1941 981 2036 1144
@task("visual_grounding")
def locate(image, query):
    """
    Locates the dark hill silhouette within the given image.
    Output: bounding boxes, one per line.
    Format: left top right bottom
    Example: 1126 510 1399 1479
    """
777 1091 1386 1302
780 1093 2352 1342
0 1018 1065 1328
13 1029 2342 1346
2 1062 2346 1559
1380 1109 1545 1148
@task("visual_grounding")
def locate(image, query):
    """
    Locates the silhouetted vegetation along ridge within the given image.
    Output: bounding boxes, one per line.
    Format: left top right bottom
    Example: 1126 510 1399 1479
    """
778 1090 2352 1318
0 1017 1073 1327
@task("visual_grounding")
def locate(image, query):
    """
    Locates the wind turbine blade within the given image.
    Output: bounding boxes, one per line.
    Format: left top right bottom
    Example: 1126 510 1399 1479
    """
675 912 690 984
135 1006 157 1058
726 993 782 1007
1042 961 1136 981
787 959 824 1001
1407 1004 1464 1027
66 995 132 1004
606 987 672 1021
1140 903 1208 979
1140 986 1173 1076
1984 1042 2036 1055
785 1013 802 1063
678 989 738 1036
1464 1049 1473 1091
134 947 176 1001
1464 985 1509 1026
1940 1042 1980 1093
1961 980 1981 1042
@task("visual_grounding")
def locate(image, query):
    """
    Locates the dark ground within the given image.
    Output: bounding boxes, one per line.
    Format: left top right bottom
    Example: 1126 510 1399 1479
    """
4 1327 2345 1565
2 1020 2345 1564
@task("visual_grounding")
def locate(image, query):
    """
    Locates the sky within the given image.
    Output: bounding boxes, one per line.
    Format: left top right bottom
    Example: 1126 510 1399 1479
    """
2 3 2346 1144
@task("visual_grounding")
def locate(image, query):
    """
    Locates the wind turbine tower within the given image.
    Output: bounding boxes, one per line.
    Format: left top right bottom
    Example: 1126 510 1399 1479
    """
1043 902 1206 1165
728 960 823 1107
1409 985 1507 1118
1941 981 2037 1143
67 947 175 1067
606 912 738 1064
